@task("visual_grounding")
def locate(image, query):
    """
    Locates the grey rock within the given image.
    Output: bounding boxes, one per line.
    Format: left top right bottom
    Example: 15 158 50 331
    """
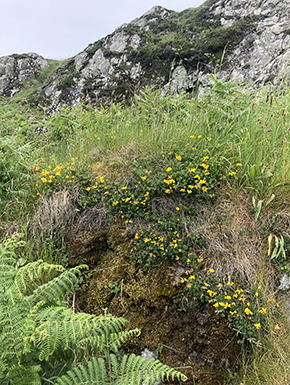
107 31 129 52
81 49 112 78
279 274 290 292
0 53 49 96
141 349 161 385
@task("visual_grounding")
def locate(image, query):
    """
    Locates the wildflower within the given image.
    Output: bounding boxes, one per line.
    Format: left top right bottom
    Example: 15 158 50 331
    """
121 186 127 190
166 167 172 172
144 238 151 243
189 275 195 280
186 284 192 288
227 282 234 286
254 323 261 329
112 201 119 205
208 268 215 273
86 187 91 191
186 258 191 263
180 188 186 192
41 177 47 183
237 163 242 166
189 168 197 173
176 155 182 161
176 207 180 211
275 325 280 330
244 308 253 315
202 186 208 192
190 135 195 138
228 171 236 176
124 197 131 202
187 190 192 194
198 135 201 138
259 308 267 315
165 189 171 194
255 292 259 297
141 176 146 181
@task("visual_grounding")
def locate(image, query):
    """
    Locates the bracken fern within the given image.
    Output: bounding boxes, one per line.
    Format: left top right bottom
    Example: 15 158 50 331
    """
0 234 187 384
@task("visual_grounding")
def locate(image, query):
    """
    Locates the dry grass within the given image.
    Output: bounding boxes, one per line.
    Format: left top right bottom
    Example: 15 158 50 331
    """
30 189 79 239
188 189 274 286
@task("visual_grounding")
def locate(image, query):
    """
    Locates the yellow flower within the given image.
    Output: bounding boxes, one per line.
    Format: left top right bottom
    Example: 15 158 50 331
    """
141 176 146 181
190 135 195 138
237 163 242 166
165 189 170 194
41 177 47 183
187 190 192 194
275 325 280 330
86 187 91 191
244 308 253 315
166 167 172 172
255 292 259 297
259 308 267 315
176 155 182 161
189 168 197 173
254 323 261 329
208 268 215 273
176 207 180 211
112 201 119 205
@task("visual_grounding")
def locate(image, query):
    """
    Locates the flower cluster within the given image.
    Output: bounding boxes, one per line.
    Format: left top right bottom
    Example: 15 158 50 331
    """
181 261 280 341
34 157 90 196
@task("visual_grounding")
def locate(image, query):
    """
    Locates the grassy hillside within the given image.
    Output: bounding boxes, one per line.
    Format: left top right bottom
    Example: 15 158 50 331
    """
0 78 290 383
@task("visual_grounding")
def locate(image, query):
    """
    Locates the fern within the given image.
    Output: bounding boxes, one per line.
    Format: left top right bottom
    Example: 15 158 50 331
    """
0 235 188 384
56 354 188 385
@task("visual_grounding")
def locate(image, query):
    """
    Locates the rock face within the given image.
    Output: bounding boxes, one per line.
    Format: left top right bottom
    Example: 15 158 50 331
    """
2 0 290 109
0 53 49 97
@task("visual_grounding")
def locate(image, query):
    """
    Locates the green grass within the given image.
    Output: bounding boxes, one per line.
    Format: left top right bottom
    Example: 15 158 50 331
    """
0 78 290 383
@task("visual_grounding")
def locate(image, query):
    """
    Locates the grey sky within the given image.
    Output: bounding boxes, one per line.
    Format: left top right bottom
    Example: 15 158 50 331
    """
0 0 205 60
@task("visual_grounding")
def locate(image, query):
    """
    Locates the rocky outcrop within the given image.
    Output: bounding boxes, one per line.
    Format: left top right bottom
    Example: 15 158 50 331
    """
2 0 290 109
0 53 49 97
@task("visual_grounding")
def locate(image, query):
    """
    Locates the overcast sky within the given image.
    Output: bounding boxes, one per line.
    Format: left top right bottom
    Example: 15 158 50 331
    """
0 0 205 60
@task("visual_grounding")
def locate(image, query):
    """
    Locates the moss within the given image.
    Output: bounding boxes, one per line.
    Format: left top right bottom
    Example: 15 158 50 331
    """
73 219 242 384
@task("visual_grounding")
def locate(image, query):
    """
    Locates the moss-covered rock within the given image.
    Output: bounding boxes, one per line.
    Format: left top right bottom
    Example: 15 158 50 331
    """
69 218 241 384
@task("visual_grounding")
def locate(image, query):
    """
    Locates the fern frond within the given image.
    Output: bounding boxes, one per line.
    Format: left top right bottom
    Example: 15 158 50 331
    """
0 302 27 363
35 309 131 361
116 354 188 385
55 357 109 385
28 264 87 306
6 364 41 385
55 354 188 385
